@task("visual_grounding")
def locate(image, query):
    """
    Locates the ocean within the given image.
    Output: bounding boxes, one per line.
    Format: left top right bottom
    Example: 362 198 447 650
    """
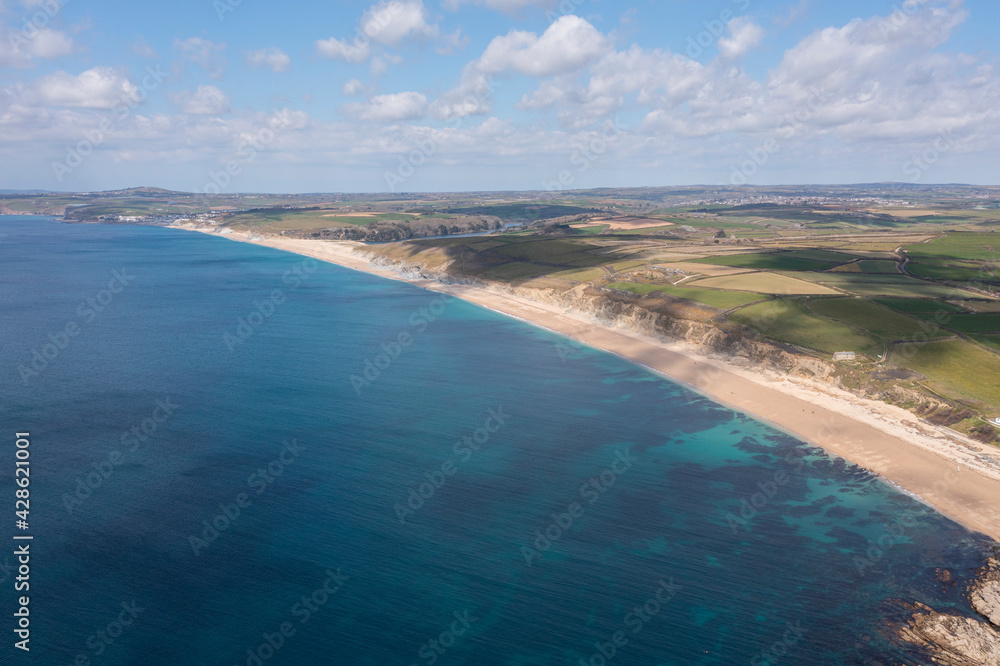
0 215 992 665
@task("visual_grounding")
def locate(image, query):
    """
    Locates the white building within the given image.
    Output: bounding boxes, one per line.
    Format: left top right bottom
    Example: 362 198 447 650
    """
833 352 856 361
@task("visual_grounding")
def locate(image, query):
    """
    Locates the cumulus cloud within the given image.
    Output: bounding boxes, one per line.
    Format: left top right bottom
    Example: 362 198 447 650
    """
172 85 231 115
245 47 291 73
476 15 610 77
347 91 429 121
343 78 365 96
429 15 609 120
31 67 137 109
316 36 371 63
174 37 226 79
360 0 439 46
718 17 764 59
317 0 462 66
0 25 73 67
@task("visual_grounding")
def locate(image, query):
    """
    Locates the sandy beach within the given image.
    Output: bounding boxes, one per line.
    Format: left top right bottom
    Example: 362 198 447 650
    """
183 227 1000 542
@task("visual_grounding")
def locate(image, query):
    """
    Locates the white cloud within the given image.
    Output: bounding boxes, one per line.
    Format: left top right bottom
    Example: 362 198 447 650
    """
476 15 610 77
174 37 226 79
718 17 764 59
343 78 365 96
348 91 428 121
0 24 73 67
172 85 231 115
316 36 371 63
32 67 137 109
361 0 438 46
317 0 460 67
245 47 291 73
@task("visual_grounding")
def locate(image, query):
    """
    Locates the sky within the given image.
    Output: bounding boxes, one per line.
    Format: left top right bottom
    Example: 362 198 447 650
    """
0 0 998 193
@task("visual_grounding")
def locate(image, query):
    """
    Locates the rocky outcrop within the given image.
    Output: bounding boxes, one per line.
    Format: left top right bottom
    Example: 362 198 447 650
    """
897 606 1000 665
894 559 1000 664
970 557 1000 627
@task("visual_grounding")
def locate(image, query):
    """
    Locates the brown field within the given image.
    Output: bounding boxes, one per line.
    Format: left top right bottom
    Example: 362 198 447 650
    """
589 216 675 230
958 300 1000 313
320 211 417 218
688 272 841 295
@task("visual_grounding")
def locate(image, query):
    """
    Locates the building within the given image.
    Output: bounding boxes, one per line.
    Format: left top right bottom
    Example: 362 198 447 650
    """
990 418 1000 427
833 352 856 361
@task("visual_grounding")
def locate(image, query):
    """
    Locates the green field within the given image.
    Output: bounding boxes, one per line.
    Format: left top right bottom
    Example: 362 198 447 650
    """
875 298 970 314
690 252 840 272
607 282 765 309
972 334 1000 353
906 233 1000 262
729 298 878 355
907 262 998 284
857 260 901 274
900 339 1000 407
808 297 946 341
920 313 1000 334
799 273 980 298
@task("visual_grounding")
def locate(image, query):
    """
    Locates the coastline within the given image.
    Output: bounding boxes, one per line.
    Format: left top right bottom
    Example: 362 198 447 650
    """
180 226 1000 542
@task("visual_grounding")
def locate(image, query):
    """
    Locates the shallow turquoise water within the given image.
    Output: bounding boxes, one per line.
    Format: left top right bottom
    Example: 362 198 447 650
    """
0 216 991 665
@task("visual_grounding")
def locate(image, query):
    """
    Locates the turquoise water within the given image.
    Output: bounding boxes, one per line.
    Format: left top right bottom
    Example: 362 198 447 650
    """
0 215 992 665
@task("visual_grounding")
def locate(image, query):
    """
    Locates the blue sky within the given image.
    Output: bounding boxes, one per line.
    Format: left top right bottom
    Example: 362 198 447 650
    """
0 0 997 192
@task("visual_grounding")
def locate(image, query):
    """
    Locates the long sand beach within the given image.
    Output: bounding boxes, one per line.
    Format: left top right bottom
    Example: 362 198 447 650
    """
184 228 1000 542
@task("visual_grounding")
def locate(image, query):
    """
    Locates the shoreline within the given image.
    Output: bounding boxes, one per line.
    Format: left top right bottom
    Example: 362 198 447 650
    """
179 226 1000 542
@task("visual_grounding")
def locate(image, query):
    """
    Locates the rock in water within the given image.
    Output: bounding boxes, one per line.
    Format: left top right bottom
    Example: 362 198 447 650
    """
969 557 1000 628
899 610 1000 665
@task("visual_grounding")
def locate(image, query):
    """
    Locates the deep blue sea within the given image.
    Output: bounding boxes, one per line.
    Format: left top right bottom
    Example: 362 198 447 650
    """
0 215 993 665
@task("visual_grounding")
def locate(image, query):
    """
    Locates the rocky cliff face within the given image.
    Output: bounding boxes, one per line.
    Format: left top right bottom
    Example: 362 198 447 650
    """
454 278 839 381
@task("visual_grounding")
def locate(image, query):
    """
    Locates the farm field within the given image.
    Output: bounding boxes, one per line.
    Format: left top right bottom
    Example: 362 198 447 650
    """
690 252 842 272
905 232 1000 262
907 262 998 284
902 339 1000 408
728 298 879 355
973 334 1000 353
607 282 765 309
918 313 1000 334
875 298 970 314
690 272 840 295
808 297 946 341
797 273 981 298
